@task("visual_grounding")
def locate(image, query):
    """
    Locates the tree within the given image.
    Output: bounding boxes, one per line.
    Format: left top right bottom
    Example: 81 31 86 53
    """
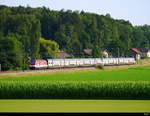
29 19 41 59
1 5 150 70
67 32 82 56
0 34 23 70
79 31 91 49
39 38 59 59
54 32 68 49
92 46 102 58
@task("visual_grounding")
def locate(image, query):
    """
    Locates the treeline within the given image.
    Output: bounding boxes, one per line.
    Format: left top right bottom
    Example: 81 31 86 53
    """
0 5 150 71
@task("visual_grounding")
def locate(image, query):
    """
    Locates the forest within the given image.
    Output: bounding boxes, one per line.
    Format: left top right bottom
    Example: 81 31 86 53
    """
0 5 150 71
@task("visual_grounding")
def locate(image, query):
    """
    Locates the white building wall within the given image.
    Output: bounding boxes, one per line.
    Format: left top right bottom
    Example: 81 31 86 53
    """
147 52 150 57
136 54 141 60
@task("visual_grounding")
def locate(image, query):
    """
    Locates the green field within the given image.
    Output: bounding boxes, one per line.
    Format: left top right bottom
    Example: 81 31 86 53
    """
1 66 150 81
0 66 150 99
0 66 150 112
0 100 150 112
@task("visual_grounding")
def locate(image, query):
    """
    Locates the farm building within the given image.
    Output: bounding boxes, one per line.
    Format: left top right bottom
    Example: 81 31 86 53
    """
83 49 92 56
57 51 71 59
140 49 150 58
83 48 109 58
130 48 142 60
61 48 110 58
101 46 110 58
102 50 109 58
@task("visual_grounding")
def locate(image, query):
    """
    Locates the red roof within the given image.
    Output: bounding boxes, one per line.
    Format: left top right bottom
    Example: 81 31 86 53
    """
131 48 142 54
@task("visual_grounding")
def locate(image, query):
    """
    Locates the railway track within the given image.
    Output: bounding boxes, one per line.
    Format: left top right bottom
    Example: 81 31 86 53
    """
0 66 96 75
0 64 135 75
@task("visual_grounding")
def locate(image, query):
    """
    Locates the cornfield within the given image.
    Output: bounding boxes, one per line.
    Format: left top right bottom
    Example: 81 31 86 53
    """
0 81 150 99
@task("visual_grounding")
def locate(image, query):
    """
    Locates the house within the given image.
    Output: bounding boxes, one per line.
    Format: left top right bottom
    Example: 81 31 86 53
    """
101 46 109 58
83 48 109 58
140 49 150 58
67 48 109 58
131 48 142 60
57 51 71 59
83 49 92 56
67 49 92 57
102 50 109 58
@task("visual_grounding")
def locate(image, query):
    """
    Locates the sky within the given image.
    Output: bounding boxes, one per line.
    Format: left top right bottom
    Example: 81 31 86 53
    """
0 0 150 26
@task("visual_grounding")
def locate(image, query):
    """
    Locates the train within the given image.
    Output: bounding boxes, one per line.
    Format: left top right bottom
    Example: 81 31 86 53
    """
29 57 136 69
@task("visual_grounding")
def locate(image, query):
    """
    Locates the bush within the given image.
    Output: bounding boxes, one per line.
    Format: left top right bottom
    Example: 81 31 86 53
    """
95 64 104 70
143 56 149 59
15 67 23 71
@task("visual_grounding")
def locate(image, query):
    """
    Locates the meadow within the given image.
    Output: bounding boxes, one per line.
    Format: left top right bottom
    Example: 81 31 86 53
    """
1 100 150 112
0 66 150 99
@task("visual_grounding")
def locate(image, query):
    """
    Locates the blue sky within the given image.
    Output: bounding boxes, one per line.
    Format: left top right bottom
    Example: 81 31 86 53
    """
0 0 150 26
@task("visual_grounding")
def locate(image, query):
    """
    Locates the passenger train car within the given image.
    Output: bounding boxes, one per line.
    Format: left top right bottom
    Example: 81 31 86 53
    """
29 58 136 69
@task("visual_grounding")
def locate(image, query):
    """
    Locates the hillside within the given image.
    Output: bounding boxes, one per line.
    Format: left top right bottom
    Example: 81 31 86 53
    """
0 5 150 70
